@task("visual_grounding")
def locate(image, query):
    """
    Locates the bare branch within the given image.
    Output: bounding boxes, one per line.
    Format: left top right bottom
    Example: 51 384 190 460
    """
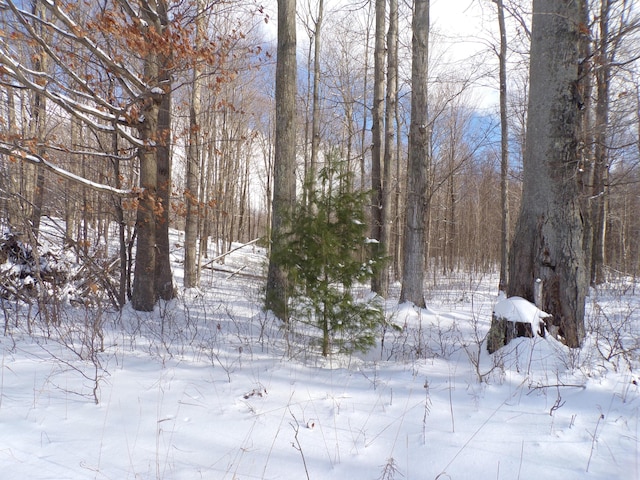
0 144 136 197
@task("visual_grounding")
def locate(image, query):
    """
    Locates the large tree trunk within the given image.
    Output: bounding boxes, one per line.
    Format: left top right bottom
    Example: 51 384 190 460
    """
132 101 160 311
265 0 297 321
132 3 166 311
154 0 174 301
400 0 429 308
155 76 174 301
507 0 589 348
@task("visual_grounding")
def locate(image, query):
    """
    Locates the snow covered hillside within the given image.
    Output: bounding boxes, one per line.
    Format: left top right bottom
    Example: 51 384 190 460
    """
1 228 638 479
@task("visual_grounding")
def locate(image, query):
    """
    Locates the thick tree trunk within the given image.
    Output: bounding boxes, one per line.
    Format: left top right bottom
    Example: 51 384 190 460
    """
154 1 174 302
132 104 160 311
131 0 173 310
132 12 162 311
155 80 174 301
507 0 589 348
400 0 429 308
265 0 297 321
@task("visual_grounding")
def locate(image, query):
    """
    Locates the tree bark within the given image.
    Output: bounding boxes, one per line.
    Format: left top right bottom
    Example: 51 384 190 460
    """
29 0 48 239
370 0 385 295
377 0 398 297
265 0 297 321
155 78 174 301
184 0 205 289
400 0 429 308
591 0 612 285
132 104 160 311
308 0 324 204
132 2 167 311
507 0 589 348
495 0 510 293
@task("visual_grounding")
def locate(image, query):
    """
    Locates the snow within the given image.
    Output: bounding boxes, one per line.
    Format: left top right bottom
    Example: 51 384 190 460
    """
494 295 551 334
1 225 639 479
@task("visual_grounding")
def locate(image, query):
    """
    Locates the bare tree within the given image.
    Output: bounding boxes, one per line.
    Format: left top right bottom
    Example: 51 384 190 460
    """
507 0 590 348
590 0 640 284
400 0 429 308
184 0 206 289
0 0 189 311
370 0 386 295
378 0 399 296
494 0 510 293
265 0 298 321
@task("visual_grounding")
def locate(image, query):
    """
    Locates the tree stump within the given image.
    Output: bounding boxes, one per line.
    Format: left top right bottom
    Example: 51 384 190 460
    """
487 296 551 354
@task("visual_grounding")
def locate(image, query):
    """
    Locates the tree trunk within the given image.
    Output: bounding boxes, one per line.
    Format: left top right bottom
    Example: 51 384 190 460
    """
132 104 160 311
308 0 323 204
155 78 174 301
29 0 48 240
132 4 165 311
370 0 385 295
400 0 429 308
495 0 510 293
377 0 398 297
359 2 373 191
111 126 128 308
183 0 205 289
591 0 612 286
265 0 297 321
507 0 589 348
4 88 20 226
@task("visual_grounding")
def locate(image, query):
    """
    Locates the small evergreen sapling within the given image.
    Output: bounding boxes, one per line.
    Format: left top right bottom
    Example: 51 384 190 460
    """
271 163 386 356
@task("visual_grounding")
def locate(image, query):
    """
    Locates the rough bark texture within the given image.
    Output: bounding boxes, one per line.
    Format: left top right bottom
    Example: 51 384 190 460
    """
507 0 588 348
487 315 535 354
265 0 297 321
132 99 159 311
154 1 174 302
132 3 166 311
154 78 174 301
400 0 429 308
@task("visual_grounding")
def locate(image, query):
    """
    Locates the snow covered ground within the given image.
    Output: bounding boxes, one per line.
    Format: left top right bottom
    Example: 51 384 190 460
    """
1 230 638 479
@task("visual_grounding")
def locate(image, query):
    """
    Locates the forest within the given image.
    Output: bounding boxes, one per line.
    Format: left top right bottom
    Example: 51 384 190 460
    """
0 0 640 478
0 0 638 318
